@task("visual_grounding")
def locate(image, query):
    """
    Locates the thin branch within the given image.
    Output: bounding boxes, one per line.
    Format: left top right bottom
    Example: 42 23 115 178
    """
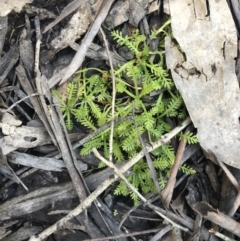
161 127 189 208
3 93 42 113
209 229 236 241
99 27 116 162
83 228 161 241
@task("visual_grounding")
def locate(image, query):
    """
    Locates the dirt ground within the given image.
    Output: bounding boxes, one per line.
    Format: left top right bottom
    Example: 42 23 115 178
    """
0 1 240 241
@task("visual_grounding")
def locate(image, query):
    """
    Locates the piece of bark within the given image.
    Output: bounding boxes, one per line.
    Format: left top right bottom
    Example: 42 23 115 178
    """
0 110 22 127
0 138 17 156
0 16 8 55
8 152 65 172
209 151 240 217
181 144 200 164
0 0 33 17
48 4 92 51
129 0 148 27
0 182 76 222
8 149 88 172
105 0 159 29
16 65 57 146
42 0 89 34
236 40 240 84
0 147 19 184
205 162 221 194
60 0 113 84
1 123 51 149
150 225 172 241
0 44 19 86
192 214 202 241
165 0 240 168
192 202 240 237
19 17 34 74
105 0 129 28
220 166 240 214
24 4 56 20
161 227 183 241
0 162 125 222
0 221 18 240
226 0 240 37
1 226 43 241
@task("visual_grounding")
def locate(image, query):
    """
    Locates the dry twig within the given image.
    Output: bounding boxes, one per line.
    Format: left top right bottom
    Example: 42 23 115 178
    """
99 27 116 162
82 228 161 241
161 128 189 208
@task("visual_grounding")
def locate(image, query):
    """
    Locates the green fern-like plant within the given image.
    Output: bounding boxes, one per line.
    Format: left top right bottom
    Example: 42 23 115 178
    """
53 23 197 205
